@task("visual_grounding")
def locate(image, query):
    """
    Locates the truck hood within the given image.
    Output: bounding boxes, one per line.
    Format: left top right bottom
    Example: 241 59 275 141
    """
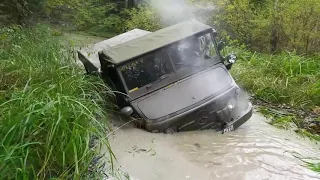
136 66 233 120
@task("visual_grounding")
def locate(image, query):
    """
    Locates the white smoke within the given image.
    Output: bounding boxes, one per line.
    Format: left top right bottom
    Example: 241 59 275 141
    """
139 0 215 26
149 0 193 25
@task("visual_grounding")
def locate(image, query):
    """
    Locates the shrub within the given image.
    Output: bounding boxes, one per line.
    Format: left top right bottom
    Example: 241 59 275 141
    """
230 48 320 108
213 0 320 55
0 25 113 179
120 5 162 32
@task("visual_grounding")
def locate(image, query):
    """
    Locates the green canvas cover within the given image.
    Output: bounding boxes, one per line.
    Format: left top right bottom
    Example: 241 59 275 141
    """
101 19 212 64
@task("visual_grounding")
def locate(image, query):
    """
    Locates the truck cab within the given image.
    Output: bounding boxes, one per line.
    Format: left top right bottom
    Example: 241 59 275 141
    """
78 19 253 133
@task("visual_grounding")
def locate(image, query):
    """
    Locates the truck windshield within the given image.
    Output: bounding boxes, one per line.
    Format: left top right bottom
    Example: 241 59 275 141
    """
168 32 218 73
119 32 219 94
120 49 174 92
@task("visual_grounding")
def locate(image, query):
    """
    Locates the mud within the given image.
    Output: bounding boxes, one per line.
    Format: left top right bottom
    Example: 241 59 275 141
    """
109 112 320 180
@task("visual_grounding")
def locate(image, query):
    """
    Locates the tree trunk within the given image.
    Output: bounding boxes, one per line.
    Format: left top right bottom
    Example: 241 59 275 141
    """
270 25 279 53
270 0 279 53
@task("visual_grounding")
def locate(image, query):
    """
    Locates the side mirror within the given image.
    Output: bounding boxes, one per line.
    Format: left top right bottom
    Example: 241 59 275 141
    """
212 28 218 37
121 106 133 116
217 41 225 51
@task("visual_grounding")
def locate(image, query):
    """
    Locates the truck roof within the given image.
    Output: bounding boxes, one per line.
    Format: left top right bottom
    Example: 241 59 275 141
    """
77 29 151 72
101 19 212 65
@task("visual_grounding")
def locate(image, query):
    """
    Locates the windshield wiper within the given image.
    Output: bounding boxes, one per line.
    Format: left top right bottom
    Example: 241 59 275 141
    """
146 74 170 89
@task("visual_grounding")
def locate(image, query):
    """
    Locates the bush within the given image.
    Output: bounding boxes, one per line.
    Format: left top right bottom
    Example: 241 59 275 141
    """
0 25 113 179
230 47 320 108
213 0 320 55
120 5 162 32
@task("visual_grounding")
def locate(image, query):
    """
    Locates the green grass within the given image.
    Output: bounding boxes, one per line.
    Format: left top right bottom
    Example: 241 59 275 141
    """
0 25 114 179
309 163 320 172
228 46 320 136
230 50 320 109
291 152 320 173
258 107 320 141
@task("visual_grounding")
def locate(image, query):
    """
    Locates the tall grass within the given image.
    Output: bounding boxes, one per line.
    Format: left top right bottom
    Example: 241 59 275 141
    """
309 163 320 173
0 25 113 179
230 49 320 109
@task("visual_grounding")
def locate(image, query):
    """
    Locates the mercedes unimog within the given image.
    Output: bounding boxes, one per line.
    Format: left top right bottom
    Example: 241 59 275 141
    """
78 19 253 133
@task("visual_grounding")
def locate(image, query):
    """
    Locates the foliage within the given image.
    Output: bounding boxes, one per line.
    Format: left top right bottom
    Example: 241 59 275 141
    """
46 0 123 33
213 0 320 55
0 0 123 35
120 5 161 32
0 25 114 179
45 1 161 35
227 43 320 141
229 46 320 108
308 163 320 172
258 107 320 141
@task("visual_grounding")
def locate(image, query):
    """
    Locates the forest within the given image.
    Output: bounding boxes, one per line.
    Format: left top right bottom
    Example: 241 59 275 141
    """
0 0 319 179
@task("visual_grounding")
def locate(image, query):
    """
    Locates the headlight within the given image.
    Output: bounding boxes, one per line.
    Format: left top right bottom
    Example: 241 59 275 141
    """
228 54 237 64
227 98 237 111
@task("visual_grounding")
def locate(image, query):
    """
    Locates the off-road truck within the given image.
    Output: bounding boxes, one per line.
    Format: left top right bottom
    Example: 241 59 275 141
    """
78 19 253 133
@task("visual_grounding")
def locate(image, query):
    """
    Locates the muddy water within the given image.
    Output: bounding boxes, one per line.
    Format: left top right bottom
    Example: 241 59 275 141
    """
66 33 320 179
109 112 320 180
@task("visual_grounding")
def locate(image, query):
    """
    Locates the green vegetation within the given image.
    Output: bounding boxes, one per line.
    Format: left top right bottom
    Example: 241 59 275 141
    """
210 0 320 149
213 0 320 55
227 45 320 141
258 107 320 141
120 5 162 32
231 50 320 108
215 0 320 141
1 0 319 176
0 25 114 179
309 163 320 173
228 45 320 170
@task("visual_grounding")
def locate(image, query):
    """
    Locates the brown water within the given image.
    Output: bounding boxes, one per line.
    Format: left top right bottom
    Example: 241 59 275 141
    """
109 112 320 180
67 33 320 180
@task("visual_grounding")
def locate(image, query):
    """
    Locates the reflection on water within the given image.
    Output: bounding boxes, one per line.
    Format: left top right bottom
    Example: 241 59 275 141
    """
109 113 320 180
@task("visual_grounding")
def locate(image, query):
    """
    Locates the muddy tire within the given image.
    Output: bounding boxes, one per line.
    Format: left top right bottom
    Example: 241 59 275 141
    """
164 127 176 134
132 114 146 129
133 120 145 129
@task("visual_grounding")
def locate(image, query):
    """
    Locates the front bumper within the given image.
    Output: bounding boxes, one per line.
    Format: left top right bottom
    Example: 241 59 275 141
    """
144 87 253 133
221 102 253 133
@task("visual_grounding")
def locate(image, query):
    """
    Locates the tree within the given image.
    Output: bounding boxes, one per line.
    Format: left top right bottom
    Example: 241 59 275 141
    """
213 0 320 55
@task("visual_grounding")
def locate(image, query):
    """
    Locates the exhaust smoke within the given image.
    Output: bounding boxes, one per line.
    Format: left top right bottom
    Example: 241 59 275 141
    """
145 0 214 26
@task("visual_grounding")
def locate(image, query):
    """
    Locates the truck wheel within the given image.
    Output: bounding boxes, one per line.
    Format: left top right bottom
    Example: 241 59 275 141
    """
164 127 176 134
132 114 146 129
